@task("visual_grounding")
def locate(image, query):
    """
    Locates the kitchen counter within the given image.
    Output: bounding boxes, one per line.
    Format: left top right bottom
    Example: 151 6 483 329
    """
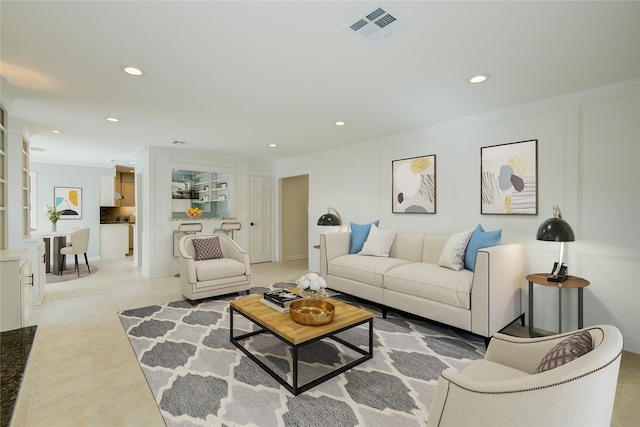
99 224 129 259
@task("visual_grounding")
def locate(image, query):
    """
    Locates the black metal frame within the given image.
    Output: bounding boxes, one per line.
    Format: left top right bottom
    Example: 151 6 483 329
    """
230 306 373 395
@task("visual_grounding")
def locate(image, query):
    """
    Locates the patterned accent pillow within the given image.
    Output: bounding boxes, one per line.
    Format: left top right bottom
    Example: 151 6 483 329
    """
359 224 397 257
536 330 593 373
192 237 224 261
349 220 380 254
438 228 475 271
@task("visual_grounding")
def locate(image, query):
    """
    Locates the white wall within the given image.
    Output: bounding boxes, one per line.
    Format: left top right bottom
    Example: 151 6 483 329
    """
278 79 640 353
139 146 275 278
30 162 114 258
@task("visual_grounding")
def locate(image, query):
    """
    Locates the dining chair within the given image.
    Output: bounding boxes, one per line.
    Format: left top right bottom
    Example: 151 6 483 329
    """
59 227 91 276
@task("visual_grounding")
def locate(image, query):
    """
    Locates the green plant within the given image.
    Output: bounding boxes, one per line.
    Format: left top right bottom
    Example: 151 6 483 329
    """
115 214 121 222
45 205 62 223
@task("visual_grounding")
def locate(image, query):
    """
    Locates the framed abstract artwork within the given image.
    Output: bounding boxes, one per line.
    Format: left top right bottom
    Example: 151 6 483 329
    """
481 139 537 215
54 186 82 219
392 154 436 214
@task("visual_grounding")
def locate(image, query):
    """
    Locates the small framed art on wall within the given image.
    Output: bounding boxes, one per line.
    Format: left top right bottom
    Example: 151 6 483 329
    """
481 139 537 215
392 154 436 214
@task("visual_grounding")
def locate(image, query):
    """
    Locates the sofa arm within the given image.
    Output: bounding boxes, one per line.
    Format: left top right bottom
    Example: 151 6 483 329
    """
319 232 351 280
470 242 525 337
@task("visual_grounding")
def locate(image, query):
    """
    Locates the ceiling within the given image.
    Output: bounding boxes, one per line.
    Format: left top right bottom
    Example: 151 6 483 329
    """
2 1 638 167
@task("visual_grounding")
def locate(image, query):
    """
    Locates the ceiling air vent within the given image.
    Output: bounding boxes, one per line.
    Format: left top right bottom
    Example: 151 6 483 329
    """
345 2 408 45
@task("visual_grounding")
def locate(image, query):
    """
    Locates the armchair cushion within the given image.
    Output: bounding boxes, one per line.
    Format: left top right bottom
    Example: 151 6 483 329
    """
535 330 593 373
192 236 223 261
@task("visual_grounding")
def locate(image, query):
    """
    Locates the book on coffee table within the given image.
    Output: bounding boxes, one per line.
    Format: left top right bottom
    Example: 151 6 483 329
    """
260 298 290 313
263 289 301 308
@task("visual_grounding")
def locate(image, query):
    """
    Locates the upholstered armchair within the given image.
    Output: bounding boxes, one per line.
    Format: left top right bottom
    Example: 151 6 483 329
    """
179 234 251 304
427 325 623 427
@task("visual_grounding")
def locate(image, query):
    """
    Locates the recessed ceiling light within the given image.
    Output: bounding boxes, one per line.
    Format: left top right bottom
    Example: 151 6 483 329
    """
106 117 121 122
30 146 47 152
268 143 278 148
334 121 347 126
52 129 61 134
468 74 489 84
123 66 143 76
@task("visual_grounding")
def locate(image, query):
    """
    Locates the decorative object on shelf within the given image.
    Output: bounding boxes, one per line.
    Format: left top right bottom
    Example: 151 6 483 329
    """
481 139 537 215
186 207 202 218
115 214 121 222
45 204 62 231
296 272 326 299
536 205 575 282
54 186 83 219
289 299 335 325
392 154 436 214
317 207 342 230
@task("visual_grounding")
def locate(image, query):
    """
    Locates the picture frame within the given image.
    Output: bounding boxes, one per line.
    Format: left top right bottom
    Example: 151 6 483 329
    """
54 186 82 219
481 139 537 215
392 154 436 214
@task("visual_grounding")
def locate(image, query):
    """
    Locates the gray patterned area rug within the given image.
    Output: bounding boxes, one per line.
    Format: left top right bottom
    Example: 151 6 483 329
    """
118 287 485 427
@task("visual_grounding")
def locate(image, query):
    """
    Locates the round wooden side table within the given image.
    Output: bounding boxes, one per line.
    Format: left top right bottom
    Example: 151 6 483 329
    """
527 273 590 337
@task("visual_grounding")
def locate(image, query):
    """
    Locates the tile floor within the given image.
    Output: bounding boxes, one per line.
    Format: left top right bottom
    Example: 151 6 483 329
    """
9 257 639 426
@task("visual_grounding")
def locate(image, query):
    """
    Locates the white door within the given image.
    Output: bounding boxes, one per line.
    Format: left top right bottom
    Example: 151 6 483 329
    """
249 176 274 263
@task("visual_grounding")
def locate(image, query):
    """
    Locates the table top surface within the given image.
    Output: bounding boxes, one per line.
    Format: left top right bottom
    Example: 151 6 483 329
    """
527 273 590 288
230 293 373 345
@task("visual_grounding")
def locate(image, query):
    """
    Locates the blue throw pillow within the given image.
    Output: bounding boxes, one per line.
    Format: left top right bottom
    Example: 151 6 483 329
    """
464 224 502 271
350 220 380 254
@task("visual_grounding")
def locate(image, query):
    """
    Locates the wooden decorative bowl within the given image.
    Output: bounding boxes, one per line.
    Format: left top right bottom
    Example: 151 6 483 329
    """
289 300 335 326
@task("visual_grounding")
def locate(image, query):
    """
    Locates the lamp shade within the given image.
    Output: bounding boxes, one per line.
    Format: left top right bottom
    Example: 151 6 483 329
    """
536 217 575 242
317 213 341 226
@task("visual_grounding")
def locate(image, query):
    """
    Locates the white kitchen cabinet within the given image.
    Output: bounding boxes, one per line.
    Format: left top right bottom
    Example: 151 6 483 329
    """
99 224 129 259
0 248 32 331
100 175 116 206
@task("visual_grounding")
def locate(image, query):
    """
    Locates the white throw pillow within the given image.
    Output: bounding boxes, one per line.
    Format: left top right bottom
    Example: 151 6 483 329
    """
438 228 474 271
359 224 397 257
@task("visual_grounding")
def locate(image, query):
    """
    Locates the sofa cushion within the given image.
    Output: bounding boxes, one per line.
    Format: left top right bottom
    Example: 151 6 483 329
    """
328 254 410 287
350 220 379 254
464 224 502 271
195 258 246 282
192 236 223 261
384 263 474 309
456 359 529 382
359 224 397 257
438 229 474 271
535 330 593 373
389 233 425 262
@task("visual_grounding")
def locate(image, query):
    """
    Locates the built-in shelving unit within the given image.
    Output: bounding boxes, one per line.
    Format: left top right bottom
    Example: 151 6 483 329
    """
0 106 5 249
171 169 230 219
21 137 30 237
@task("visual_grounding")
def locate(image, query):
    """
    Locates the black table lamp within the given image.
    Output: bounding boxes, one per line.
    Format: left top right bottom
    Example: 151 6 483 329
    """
317 207 342 229
536 205 575 282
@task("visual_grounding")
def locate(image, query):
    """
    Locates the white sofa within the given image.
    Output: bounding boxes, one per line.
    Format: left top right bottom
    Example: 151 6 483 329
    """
427 325 623 426
319 232 525 339
179 234 251 303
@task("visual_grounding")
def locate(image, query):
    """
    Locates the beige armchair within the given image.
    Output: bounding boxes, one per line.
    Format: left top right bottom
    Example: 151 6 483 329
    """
428 325 623 427
179 234 251 304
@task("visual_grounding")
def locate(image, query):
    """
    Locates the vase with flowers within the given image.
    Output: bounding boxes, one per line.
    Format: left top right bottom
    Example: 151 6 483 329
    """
45 205 62 231
296 272 327 299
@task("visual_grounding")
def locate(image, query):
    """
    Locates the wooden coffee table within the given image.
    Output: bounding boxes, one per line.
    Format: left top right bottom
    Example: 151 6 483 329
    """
229 294 373 395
